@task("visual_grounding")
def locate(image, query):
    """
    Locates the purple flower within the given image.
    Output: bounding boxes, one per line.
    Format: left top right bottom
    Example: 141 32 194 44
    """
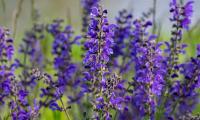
197 44 200 56
81 0 100 33
29 100 40 119
165 0 194 86
83 6 115 71
165 45 200 119
82 6 127 119
49 102 62 111
170 0 194 30
0 27 14 105
9 79 41 120
19 24 45 69
0 27 14 61
47 19 64 35
111 9 133 74
162 1 195 118
182 1 194 29
50 20 81 95
17 24 45 89
0 0 200 119
40 19 82 112
83 6 115 92
12 108 30 120
130 20 167 119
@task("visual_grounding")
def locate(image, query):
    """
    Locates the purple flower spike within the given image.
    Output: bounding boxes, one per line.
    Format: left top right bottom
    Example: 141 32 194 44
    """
170 0 194 30
0 27 14 61
81 0 100 33
0 27 14 105
130 20 167 119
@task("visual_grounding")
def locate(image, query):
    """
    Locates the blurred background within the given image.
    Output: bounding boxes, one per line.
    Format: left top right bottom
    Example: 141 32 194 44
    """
0 0 200 37
1 0 200 58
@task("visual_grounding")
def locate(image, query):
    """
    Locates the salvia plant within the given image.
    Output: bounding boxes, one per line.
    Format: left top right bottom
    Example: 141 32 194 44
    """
0 0 200 120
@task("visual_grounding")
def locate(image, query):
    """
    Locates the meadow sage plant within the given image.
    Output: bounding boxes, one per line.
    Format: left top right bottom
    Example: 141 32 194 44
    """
0 0 200 120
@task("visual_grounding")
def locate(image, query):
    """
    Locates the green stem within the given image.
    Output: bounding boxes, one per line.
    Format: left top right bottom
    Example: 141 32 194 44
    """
12 0 24 38
59 98 71 120
113 111 118 120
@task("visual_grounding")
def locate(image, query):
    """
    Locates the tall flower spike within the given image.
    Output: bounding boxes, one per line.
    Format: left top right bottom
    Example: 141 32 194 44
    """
167 0 194 79
112 9 133 74
130 20 167 120
83 6 115 71
165 45 200 119
18 24 45 88
83 6 115 93
0 27 40 120
0 27 14 105
42 20 81 118
50 19 81 99
83 6 120 119
162 1 194 118
52 23 77 88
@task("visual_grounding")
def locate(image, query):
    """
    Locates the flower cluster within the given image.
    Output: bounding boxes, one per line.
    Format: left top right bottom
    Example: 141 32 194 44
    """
39 19 81 113
129 20 167 119
17 24 45 88
165 45 200 119
82 6 126 119
112 9 133 74
0 27 14 104
49 19 79 92
0 27 41 120
0 27 14 61
19 24 45 68
170 0 193 30
83 7 115 71
81 0 100 33
167 0 194 79
9 79 40 120
162 1 196 119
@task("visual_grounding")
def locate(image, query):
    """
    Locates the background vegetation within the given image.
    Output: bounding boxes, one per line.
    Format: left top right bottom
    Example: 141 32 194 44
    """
0 0 200 119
